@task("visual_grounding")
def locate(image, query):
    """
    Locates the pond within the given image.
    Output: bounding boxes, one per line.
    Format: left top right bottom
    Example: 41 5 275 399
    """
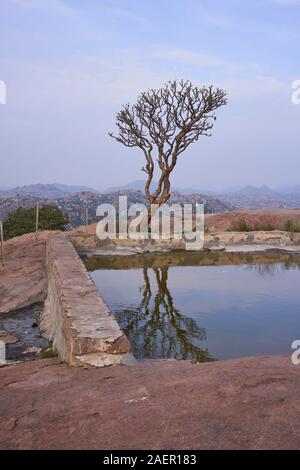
86 251 300 362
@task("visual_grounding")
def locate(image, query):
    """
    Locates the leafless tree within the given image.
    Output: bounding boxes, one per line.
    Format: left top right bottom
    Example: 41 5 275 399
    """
109 79 227 220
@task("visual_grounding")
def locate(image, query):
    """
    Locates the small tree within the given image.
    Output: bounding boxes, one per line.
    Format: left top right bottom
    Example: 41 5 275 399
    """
109 79 227 220
3 205 69 240
283 219 300 233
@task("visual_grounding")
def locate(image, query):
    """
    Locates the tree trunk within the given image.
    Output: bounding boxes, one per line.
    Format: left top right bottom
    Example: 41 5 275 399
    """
146 176 171 226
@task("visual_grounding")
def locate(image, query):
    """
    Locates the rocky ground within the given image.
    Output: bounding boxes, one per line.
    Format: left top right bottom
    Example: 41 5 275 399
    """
0 235 54 361
69 208 300 236
1 222 300 450
1 354 300 450
0 238 47 314
205 208 300 232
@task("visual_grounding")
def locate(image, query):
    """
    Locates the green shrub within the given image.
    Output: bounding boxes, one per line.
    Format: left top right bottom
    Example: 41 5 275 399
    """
39 347 58 359
3 205 69 240
283 219 300 233
231 216 276 232
259 222 275 231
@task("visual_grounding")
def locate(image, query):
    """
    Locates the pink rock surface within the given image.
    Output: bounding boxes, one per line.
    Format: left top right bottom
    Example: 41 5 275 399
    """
0 239 47 314
0 354 299 450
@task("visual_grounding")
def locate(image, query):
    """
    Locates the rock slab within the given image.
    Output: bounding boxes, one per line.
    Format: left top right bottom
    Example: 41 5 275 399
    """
0 355 299 449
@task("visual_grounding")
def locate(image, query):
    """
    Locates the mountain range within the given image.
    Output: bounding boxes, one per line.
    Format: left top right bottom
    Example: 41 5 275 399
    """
0 190 230 229
104 181 300 197
1 182 300 214
0 183 100 199
103 180 215 195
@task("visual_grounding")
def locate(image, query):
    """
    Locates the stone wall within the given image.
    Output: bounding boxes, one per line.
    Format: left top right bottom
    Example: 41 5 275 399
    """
206 230 300 249
41 236 130 367
68 230 300 254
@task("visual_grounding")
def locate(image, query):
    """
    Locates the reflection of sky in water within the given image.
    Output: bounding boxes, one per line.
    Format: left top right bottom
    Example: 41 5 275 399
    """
91 262 300 361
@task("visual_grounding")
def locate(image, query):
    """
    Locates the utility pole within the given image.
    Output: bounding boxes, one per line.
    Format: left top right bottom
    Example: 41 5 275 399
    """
0 221 4 267
35 203 39 240
86 207 89 232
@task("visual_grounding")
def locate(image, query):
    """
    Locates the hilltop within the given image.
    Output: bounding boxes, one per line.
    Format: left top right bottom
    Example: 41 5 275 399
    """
0 189 230 229
0 183 100 199
2 183 300 229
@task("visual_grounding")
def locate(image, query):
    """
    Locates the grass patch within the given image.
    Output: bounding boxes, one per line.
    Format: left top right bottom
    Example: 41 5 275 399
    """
253 216 275 231
231 216 276 232
283 219 300 233
39 347 58 359
230 218 252 232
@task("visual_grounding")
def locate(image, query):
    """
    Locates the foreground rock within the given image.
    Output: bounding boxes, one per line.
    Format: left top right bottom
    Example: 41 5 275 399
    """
0 354 299 450
0 240 47 314
0 331 18 344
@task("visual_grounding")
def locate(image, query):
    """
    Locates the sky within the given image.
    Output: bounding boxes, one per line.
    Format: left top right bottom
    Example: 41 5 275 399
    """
0 0 300 191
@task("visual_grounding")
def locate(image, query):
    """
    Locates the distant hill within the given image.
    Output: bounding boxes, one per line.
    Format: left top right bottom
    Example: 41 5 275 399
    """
103 179 214 195
276 185 300 195
0 189 231 229
218 184 300 198
213 185 300 210
104 181 300 197
2 182 300 220
103 180 156 193
0 183 100 199
3 181 300 199
221 185 275 197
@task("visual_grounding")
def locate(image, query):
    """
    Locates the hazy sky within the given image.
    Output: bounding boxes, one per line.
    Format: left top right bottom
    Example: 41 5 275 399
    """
1 0 300 191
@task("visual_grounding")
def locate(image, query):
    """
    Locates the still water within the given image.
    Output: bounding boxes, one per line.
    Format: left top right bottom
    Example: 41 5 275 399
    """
88 252 300 362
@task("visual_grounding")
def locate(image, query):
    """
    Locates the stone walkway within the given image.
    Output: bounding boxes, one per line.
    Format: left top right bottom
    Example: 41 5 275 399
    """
0 354 299 449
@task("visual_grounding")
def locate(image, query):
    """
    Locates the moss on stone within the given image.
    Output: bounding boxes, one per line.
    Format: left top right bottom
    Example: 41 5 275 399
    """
39 347 58 359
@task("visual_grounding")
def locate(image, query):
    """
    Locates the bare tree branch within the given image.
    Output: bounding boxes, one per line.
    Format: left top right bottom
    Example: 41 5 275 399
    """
109 79 227 212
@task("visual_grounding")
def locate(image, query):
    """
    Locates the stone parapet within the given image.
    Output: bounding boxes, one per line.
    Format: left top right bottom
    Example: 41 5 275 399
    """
41 236 130 367
68 230 300 254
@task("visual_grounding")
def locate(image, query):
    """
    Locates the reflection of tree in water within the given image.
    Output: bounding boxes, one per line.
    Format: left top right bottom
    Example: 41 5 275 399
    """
246 263 279 277
115 266 213 362
282 257 300 272
246 258 300 277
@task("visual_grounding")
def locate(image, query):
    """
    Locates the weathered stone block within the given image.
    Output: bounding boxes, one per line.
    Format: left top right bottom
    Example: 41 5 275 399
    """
41 236 130 367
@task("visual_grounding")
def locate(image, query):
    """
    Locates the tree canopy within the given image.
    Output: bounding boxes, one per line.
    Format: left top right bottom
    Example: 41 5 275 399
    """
3 205 69 240
109 79 227 209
